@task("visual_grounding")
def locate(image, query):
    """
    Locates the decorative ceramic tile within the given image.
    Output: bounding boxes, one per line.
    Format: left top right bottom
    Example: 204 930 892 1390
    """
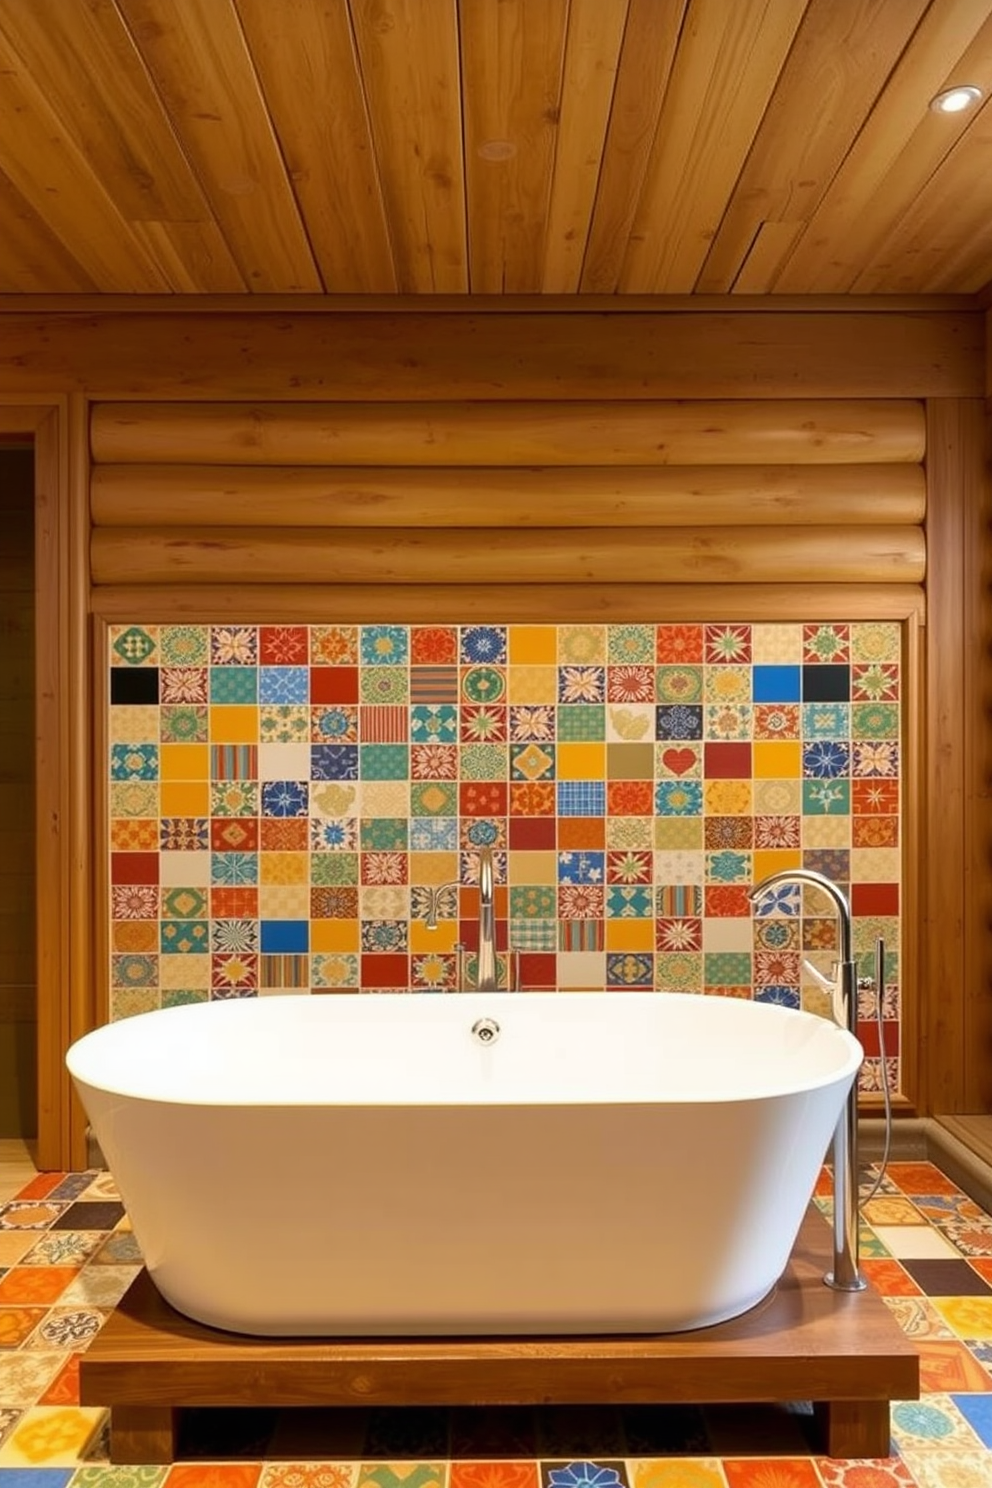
104 623 903 1055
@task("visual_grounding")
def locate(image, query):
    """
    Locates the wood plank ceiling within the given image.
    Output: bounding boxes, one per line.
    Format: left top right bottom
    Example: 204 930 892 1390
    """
1 0 992 298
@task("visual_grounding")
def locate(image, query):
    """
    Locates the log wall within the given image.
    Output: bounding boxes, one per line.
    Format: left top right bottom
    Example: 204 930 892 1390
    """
0 301 987 1167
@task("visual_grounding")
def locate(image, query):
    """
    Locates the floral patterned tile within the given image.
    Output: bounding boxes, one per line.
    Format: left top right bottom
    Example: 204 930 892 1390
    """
890 1395 983 1451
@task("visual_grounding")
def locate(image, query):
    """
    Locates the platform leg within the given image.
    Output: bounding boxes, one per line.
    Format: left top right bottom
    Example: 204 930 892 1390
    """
814 1400 892 1458
110 1405 177 1464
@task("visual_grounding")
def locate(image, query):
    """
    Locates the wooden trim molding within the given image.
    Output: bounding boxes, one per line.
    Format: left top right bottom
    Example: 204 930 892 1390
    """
921 399 992 1116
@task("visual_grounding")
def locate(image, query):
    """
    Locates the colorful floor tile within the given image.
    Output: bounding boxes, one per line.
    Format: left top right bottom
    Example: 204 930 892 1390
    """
6 1161 992 1484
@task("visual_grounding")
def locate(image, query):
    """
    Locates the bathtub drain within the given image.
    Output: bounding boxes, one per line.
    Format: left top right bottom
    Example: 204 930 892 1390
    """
471 1017 500 1045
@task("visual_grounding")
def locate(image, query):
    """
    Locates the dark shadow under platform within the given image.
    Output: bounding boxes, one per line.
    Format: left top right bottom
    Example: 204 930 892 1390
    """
80 1205 919 1463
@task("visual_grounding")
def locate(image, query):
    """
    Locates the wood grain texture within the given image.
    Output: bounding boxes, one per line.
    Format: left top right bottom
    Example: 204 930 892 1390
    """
89 461 926 529
90 583 927 626
777 0 992 293
0 1 990 296
461 0 569 294
2 311 980 400
697 0 930 294
921 400 970 1116
619 0 807 292
89 523 927 588
88 397 927 464
233 0 396 295
114 0 321 292
349 0 466 293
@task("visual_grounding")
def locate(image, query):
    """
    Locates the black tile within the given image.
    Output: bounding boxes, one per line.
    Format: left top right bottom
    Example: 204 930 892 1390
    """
111 667 159 704
49 1200 126 1230
801 665 850 702
901 1257 992 1295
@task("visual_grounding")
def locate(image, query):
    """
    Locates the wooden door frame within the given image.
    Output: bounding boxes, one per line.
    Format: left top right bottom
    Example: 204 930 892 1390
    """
1 394 92 1169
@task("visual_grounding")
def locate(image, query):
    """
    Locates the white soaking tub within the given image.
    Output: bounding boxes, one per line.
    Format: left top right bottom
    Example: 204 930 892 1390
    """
66 991 861 1338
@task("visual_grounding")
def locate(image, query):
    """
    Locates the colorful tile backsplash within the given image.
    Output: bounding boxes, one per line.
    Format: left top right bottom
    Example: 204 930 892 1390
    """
107 621 902 1088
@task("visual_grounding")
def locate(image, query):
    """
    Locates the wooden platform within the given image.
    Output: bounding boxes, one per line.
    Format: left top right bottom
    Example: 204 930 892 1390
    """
80 1207 919 1463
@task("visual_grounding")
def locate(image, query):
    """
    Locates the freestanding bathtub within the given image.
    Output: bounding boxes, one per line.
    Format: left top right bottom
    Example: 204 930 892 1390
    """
67 991 861 1338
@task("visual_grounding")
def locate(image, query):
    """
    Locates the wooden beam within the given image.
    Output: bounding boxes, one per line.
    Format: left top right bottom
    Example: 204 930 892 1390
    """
0 310 981 398
90 583 926 625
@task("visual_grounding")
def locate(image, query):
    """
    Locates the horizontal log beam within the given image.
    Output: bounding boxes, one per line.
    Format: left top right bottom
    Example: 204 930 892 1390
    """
90 462 926 528
90 525 926 587
91 583 926 624
90 399 925 466
0 311 981 398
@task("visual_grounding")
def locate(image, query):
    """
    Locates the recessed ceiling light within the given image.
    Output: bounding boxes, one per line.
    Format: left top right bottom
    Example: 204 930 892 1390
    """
929 84 983 114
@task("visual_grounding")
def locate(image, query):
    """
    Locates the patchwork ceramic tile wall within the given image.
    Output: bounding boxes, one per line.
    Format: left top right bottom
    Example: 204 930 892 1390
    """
107 621 901 1086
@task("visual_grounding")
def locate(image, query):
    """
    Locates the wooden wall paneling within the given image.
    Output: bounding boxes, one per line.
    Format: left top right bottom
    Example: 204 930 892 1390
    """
0 311 982 400
961 400 992 1110
89 462 927 530
88 398 927 466
28 402 69 1169
90 583 927 627
921 400 973 1115
88 523 927 589
66 394 94 1168
899 610 924 1109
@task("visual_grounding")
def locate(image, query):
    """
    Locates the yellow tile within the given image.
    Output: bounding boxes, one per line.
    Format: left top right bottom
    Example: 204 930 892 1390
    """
932 1296 992 1339
311 918 359 952
260 851 308 885
409 920 457 954
752 848 802 882
703 779 752 814
210 705 259 743
557 742 606 780
159 743 209 781
754 741 802 777
507 665 557 703
509 626 557 664
408 852 459 885
0 1405 106 1466
509 851 558 884
605 919 655 951
160 781 210 817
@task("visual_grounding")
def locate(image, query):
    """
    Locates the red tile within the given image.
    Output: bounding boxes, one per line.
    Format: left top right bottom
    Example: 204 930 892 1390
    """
310 667 359 703
852 883 899 916
704 742 752 778
361 953 410 988
110 852 159 885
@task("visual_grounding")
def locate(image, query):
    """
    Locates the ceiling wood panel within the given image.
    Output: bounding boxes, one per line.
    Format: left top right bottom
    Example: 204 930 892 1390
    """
0 0 988 299
775 0 992 293
350 0 466 293
697 0 932 294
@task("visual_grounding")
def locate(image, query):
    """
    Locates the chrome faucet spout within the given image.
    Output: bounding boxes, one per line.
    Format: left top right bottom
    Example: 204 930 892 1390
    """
475 847 497 991
749 867 865 1296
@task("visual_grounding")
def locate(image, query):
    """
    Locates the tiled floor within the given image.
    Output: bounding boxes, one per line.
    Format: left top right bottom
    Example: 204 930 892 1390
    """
4 1161 992 1487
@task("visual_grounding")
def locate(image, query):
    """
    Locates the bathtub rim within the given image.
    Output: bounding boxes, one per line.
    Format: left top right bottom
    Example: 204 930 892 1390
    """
66 989 863 1109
